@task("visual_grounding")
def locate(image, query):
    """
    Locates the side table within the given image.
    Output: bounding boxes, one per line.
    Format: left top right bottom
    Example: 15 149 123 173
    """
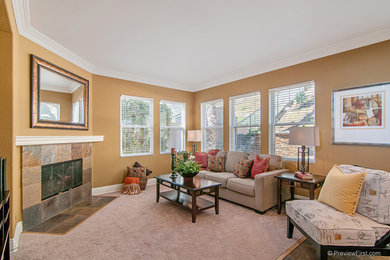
275 173 325 214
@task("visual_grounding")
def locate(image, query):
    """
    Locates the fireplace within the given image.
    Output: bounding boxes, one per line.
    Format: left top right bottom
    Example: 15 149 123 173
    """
21 143 92 230
41 159 83 200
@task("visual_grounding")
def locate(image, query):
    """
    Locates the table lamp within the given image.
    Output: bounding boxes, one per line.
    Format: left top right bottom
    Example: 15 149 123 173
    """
187 130 202 153
289 126 320 173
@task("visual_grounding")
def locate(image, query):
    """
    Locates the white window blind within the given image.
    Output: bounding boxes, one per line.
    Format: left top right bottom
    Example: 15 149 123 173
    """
201 99 224 152
229 92 261 153
120 95 153 156
160 100 186 153
269 81 315 160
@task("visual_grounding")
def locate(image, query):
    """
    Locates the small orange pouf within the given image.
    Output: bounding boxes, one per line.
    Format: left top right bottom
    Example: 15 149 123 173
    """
124 177 139 185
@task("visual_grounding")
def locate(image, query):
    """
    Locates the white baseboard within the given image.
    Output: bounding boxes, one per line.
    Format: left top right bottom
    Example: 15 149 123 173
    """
92 178 156 195
10 221 23 252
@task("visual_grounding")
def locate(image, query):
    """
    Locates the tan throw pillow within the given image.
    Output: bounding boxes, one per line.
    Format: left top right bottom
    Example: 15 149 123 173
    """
206 155 225 172
318 165 366 216
233 158 253 178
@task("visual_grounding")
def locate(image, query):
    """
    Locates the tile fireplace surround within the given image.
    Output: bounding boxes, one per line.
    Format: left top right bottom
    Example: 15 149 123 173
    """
21 143 93 230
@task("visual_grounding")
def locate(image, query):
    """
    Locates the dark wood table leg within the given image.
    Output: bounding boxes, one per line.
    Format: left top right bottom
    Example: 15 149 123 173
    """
156 180 160 202
309 184 315 200
192 193 197 223
277 178 282 214
215 187 219 215
290 181 295 200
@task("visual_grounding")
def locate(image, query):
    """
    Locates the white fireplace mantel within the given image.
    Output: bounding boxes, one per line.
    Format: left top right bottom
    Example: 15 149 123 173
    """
16 136 104 146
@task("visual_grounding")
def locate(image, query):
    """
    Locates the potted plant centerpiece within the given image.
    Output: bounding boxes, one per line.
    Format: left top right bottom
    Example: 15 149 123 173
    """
174 159 201 182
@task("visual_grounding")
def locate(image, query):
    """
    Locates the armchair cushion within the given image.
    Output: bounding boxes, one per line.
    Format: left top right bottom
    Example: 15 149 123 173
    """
286 200 390 246
338 164 390 224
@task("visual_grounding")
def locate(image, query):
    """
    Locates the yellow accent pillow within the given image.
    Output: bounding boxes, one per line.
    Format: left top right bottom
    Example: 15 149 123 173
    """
318 165 366 216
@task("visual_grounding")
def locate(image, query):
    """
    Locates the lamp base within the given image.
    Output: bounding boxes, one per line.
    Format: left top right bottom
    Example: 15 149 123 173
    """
297 146 310 173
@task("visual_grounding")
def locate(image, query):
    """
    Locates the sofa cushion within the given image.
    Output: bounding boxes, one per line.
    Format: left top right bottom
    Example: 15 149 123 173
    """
251 156 270 179
338 164 390 224
233 158 253 178
205 172 236 188
318 165 366 216
248 154 282 171
195 152 208 168
225 151 248 172
227 178 255 196
207 149 221 156
206 155 225 172
286 200 390 246
216 151 227 158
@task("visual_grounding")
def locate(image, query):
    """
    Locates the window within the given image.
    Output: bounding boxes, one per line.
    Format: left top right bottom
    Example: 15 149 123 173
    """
120 95 153 156
229 92 261 153
201 99 223 151
160 100 186 153
40 102 60 121
269 81 315 160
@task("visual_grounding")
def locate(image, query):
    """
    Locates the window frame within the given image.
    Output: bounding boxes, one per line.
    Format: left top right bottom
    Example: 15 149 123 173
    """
200 98 224 152
159 99 186 154
268 80 316 162
229 91 261 153
120 95 154 157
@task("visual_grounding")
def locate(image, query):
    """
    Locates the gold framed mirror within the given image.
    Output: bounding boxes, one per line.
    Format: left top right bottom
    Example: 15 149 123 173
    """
31 55 89 130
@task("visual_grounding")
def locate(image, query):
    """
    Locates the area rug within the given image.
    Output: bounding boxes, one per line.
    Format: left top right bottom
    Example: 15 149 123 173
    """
278 237 389 260
13 186 302 260
24 196 117 235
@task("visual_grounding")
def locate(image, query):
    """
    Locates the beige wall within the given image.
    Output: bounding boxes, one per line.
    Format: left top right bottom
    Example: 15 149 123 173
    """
40 90 73 122
4 0 93 237
92 75 194 188
194 40 390 175
0 0 12 195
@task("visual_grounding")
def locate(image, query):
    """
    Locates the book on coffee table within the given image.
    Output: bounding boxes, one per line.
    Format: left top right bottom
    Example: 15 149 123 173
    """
294 171 313 180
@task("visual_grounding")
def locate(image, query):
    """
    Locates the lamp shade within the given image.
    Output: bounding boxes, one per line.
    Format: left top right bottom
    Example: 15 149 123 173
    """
289 127 320 146
187 130 202 142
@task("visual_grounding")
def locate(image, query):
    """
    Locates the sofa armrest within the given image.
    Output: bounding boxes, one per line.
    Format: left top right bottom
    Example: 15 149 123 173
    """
254 169 290 212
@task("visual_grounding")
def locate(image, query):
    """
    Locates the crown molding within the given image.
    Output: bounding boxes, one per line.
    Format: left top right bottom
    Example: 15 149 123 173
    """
12 0 96 73
12 0 390 92
93 66 193 92
193 27 390 91
15 135 104 146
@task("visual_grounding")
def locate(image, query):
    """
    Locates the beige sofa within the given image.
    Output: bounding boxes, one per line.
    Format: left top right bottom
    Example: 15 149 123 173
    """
197 151 289 214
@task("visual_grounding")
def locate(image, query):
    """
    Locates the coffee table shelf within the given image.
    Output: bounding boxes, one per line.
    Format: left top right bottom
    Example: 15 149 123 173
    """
160 190 215 211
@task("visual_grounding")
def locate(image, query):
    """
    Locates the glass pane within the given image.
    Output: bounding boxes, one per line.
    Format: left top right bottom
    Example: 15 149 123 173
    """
274 124 315 159
232 93 260 126
272 85 314 125
233 126 260 153
205 128 224 151
160 128 184 153
40 102 60 121
160 101 185 127
121 96 152 126
122 127 152 155
205 101 223 128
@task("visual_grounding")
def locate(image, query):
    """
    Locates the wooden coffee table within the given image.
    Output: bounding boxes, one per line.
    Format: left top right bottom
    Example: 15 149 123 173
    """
155 174 221 223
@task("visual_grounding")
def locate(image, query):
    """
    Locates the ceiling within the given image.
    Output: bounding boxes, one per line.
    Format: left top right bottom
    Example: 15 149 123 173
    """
40 68 82 94
12 0 390 92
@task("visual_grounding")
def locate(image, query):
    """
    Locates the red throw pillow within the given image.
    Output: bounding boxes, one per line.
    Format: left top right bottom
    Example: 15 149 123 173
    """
207 149 221 156
251 156 270 179
195 152 208 168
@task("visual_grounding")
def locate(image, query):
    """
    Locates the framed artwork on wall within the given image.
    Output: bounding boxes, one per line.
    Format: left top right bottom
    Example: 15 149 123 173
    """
332 82 390 146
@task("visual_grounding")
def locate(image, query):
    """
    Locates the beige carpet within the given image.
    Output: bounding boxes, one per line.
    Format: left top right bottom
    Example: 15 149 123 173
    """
12 185 302 260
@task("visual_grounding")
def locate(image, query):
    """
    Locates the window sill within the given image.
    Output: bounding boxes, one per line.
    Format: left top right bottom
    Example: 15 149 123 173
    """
120 153 153 157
